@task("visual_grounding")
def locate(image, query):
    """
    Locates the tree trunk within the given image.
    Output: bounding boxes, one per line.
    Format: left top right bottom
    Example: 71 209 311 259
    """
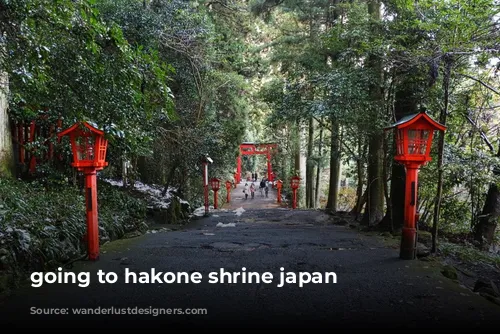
362 0 384 226
294 120 301 176
306 117 314 208
362 133 385 225
315 121 324 208
474 146 500 249
0 47 14 178
381 131 392 231
326 116 340 212
431 56 452 253
352 140 367 216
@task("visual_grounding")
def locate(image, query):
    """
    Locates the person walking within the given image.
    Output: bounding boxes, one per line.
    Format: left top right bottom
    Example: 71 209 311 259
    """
264 181 269 198
259 178 266 197
250 183 255 199
243 183 249 200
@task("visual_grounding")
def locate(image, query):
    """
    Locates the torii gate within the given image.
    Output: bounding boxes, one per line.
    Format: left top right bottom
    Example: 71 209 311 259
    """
235 142 277 184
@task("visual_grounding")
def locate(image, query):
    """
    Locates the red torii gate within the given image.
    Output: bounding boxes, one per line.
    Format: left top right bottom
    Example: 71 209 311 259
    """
235 142 277 184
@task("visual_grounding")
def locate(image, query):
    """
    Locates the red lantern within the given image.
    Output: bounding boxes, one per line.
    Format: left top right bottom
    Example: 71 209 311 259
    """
389 111 446 167
210 178 221 192
385 110 446 260
225 180 232 203
57 121 109 261
276 179 283 203
290 176 301 209
58 121 108 171
290 176 301 190
210 178 221 209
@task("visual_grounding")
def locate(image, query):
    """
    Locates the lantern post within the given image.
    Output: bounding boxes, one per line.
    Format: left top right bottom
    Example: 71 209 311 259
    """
276 179 283 203
57 121 108 261
225 180 232 203
290 176 301 209
201 155 213 216
384 110 446 260
210 178 221 209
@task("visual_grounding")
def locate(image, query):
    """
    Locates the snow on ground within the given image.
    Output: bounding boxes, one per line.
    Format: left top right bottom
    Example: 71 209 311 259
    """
216 222 236 227
192 206 208 217
233 207 245 216
191 206 229 217
101 178 180 210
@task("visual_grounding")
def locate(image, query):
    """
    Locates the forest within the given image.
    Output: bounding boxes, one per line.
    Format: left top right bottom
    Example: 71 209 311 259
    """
0 0 499 293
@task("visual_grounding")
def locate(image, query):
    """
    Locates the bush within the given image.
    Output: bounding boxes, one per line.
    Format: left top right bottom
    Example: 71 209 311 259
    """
0 177 148 291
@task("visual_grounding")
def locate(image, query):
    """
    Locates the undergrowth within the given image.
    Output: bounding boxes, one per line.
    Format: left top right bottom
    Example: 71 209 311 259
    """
439 241 500 267
0 177 148 293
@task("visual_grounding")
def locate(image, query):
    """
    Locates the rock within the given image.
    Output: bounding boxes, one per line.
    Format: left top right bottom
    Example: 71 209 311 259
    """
417 242 428 250
120 257 131 265
417 244 430 258
348 224 357 229
380 232 392 237
418 231 432 247
474 279 500 297
441 265 458 280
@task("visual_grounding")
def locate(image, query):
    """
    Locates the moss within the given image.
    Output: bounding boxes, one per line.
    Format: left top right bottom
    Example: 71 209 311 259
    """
441 264 458 280
0 150 15 178
166 196 184 224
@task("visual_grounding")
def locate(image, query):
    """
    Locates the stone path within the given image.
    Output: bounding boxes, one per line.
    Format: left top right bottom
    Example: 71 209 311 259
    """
2 208 500 329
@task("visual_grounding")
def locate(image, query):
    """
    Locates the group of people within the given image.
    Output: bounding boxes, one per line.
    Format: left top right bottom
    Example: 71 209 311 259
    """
243 178 270 200
248 171 259 182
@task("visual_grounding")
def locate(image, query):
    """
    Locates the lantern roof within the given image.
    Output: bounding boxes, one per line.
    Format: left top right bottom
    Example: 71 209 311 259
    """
384 111 446 132
57 121 105 138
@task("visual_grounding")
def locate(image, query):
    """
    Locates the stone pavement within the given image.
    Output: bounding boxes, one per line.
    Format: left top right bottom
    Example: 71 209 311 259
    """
2 208 500 329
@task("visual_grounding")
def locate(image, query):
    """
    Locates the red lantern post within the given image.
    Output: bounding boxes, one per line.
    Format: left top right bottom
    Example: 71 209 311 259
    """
57 122 108 261
276 179 283 203
290 176 301 209
385 110 446 260
225 180 232 203
210 178 221 209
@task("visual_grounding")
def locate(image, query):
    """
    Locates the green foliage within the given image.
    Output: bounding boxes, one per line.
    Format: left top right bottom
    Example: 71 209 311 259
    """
1 0 175 158
0 177 147 283
440 242 500 266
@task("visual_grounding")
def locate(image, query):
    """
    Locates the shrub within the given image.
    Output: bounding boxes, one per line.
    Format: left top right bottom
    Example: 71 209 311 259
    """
0 177 148 291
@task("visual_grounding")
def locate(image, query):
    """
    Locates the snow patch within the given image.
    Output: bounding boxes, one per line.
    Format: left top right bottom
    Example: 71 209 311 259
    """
4 227 32 251
192 206 207 217
101 178 189 211
233 207 245 216
216 222 236 227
